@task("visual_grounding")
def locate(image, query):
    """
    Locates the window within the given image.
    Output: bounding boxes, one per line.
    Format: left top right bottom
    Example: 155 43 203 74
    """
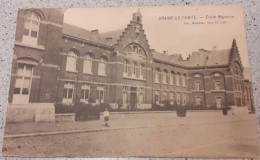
170 92 174 104
176 73 181 86
139 88 144 104
140 64 144 78
195 82 200 90
23 11 41 45
63 82 74 104
163 70 167 84
196 97 201 106
214 73 221 77
139 49 143 57
127 46 132 52
215 81 221 90
133 62 137 76
155 91 159 104
182 76 186 87
182 94 186 106
123 86 128 104
194 74 201 78
134 46 138 54
66 50 78 72
96 86 105 103
170 72 174 85
83 54 93 74
162 92 167 101
80 84 90 103
98 57 107 76
177 93 180 105
14 64 34 95
124 60 129 74
155 68 160 83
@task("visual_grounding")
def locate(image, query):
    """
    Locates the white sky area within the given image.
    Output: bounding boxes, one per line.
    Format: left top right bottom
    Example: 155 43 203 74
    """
64 5 249 67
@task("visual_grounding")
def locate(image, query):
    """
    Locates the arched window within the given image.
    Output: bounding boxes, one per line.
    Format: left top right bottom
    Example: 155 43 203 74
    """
183 73 187 87
83 54 94 74
139 49 143 56
127 46 132 52
98 56 107 76
23 11 41 45
163 69 168 84
66 50 78 72
155 68 161 83
140 63 145 78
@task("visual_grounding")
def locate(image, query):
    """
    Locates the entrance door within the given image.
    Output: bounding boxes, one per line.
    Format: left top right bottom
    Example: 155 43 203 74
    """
130 87 137 109
216 97 222 108
12 64 34 104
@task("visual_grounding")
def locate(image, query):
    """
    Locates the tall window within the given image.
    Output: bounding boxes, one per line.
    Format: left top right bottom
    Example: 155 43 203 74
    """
176 73 181 86
124 60 129 74
215 81 221 90
139 88 144 104
162 92 167 101
195 82 200 90
196 97 201 106
155 91 159 104
127 46 132 52
140 64 144 78
66 50 78 72
182 94 186 106
177 93 180 105
98 57 107 76
155 68 160 83
170 72 174 85
163 70 167 84
96 86 105 103
123 86 128 104
83 54 93 74
139 49 143 57
170 92 174 104
23 11 40 45
80 84 90 103
133 62 137 76
63 82 74 104
183 74 187 87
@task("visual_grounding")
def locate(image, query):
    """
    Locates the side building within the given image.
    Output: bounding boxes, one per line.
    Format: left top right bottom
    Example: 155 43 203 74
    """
8 8 255 112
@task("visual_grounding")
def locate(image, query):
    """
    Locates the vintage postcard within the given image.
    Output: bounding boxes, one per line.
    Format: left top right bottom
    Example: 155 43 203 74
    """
2 5 259 158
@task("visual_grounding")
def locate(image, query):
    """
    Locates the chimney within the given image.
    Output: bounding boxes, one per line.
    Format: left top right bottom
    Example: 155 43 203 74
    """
106 37 113 46
163 51 167 54
91 29 99 34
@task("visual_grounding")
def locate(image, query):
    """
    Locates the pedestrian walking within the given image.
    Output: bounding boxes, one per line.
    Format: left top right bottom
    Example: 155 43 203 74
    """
103 108 110 126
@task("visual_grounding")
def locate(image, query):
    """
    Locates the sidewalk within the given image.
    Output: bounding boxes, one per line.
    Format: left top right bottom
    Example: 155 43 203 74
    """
4 112 256 138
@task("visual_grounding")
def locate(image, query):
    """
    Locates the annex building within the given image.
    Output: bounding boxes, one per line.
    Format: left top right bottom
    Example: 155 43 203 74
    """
8 8 255 111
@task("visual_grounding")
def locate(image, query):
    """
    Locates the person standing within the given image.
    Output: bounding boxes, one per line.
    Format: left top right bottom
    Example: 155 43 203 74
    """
103 108 110 126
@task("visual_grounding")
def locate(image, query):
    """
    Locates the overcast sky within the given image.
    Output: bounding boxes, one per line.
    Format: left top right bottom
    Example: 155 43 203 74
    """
64 5 249 67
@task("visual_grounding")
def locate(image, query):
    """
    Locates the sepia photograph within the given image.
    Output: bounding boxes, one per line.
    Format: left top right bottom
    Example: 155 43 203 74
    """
2 5 260 158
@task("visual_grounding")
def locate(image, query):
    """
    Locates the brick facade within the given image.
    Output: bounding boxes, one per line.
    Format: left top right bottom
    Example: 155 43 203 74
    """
9 9 255 111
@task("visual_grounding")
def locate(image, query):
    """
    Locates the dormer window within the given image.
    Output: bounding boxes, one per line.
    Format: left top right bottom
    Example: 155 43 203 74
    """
137 16 141 23
22 11 41 45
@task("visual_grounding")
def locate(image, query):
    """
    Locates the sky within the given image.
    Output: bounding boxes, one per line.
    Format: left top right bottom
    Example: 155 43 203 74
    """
64 5 249 67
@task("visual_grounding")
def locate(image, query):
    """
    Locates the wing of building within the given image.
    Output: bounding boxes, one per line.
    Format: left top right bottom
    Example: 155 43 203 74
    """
8 8 254 114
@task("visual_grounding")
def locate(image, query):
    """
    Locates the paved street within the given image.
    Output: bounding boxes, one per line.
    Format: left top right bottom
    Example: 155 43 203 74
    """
2 112 260 158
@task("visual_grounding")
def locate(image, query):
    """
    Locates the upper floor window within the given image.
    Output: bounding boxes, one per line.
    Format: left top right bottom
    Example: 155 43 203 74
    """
183 74 187 87
195 81 200 90
133 62 137 75
66 50 78 72
215 81 221 90
124 60 130 74
83 54 94 74
194 74 201 78
140 63 144 78
155 68 160 83
162 70 168 84
98 56 107 76
23 11 41 45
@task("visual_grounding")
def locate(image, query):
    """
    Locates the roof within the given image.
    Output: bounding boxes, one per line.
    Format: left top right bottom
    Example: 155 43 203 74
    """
62 23 124 46
152 49 231 68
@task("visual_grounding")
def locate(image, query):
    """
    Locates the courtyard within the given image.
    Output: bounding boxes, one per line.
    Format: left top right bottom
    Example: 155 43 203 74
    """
2 111 260 158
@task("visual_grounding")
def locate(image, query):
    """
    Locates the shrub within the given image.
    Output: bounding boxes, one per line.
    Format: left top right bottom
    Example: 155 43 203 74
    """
55 103 74 113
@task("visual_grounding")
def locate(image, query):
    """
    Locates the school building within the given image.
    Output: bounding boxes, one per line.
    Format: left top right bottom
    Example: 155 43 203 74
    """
8 8 255 111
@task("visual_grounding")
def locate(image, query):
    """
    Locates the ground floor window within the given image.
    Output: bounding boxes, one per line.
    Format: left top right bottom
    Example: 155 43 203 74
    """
215 97 222 108
122 86 128 104
182 93 186 106
196 97 202 106
63 82 74 104
170 92 174 105
80 84 90 103
162 92 167 101
96 86 105 104
177 93 180 105
139 88 144 104
155 91 159 104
